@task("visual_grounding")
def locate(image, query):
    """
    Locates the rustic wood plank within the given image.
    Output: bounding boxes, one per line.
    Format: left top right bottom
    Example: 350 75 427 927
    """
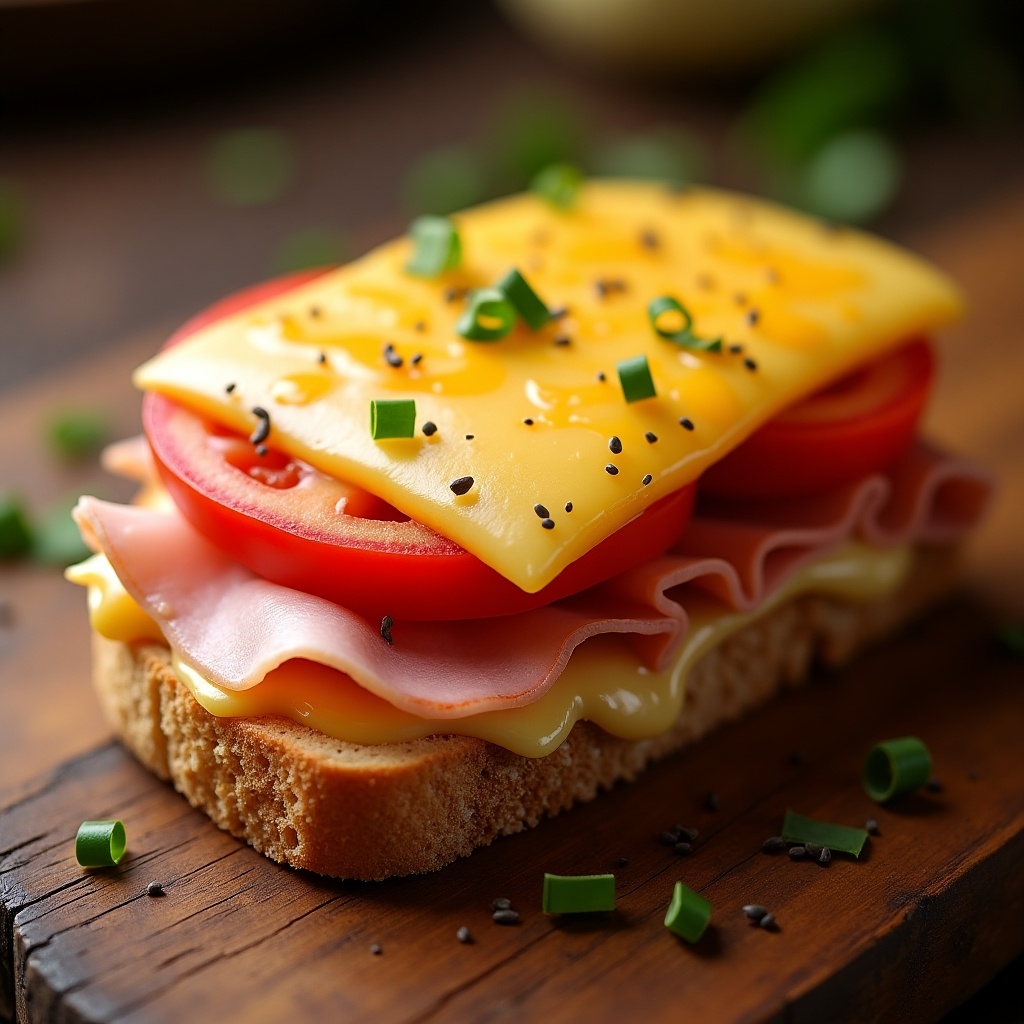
2 184 1023 1022
2 599 1021 1023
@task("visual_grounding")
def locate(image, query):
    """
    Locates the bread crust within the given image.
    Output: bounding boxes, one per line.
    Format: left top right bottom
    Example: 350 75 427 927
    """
91 547 957 881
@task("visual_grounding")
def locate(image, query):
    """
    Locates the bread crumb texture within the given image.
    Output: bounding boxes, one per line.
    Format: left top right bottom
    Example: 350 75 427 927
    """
92 547 956 880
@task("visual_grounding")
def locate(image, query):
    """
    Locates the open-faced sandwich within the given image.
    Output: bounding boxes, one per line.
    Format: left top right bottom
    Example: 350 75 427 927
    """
67 180 992 880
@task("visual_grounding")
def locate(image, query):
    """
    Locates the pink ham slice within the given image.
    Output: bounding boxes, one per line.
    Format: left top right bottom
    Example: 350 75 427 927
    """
74 441 991 719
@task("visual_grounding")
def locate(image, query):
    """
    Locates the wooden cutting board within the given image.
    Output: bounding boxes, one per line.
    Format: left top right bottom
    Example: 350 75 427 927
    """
2 188 1023 1023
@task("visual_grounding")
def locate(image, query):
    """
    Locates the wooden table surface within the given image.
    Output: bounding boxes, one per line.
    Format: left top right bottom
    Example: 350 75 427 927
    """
1 185 1022 1023
2 10 1023 1020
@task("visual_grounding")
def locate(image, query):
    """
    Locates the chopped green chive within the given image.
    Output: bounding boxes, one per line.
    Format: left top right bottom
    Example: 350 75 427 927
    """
47 409 111 461
648 295 722 352
542 873 616 914
75 820 126 867
496 268 552 330
531 162 583 210
863 737 933 803
370 399 416 440
616 354 657 403
0 494 34 559
781 809 868 858
664 882 712 943
456 288 516 342
405 216 462 278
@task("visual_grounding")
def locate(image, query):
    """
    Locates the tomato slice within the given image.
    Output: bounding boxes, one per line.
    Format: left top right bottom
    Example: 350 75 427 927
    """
702 339 934 498
143 273 697 621
144 393 696 620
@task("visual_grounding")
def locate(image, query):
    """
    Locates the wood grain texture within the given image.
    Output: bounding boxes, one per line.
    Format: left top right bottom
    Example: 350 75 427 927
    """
1 185 1023 1022
1 600 1022 1023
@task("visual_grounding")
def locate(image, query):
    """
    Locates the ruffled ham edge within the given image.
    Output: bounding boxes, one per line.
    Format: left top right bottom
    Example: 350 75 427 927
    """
73 440 992 720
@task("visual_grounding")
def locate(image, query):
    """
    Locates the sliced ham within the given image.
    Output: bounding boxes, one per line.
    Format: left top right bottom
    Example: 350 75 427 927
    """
74 441 991 719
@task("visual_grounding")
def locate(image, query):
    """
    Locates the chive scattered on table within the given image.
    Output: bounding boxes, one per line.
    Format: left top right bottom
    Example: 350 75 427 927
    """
863 737 933 803
663 882 711 943
542 873 616 914
75 820 126 868
781 809 869 858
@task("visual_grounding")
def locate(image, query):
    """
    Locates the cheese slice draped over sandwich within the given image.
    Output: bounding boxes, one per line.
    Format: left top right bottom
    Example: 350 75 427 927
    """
134 182 961 592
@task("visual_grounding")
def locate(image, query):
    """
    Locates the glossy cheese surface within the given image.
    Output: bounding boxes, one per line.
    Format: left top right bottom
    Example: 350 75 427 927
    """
71 542 911 757
135 183 959 591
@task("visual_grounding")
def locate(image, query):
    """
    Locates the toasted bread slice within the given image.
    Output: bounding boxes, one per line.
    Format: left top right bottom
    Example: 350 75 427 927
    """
91 546 956 880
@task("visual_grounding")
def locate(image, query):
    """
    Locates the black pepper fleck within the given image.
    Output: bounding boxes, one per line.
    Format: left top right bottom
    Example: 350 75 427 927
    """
642 474 652 486
541 518 555 530
422 421 438 437
553 335 571 347
492 909 520 925
522 417 534 426
317 352 327 364
465 434 474 440
534 503 550 518
456 926 473 944
450 476 474 496
818 847 832 866
608 436 623 454
760 913 778 930
564 502 573 513
383 343 403 368
743 904 768 922
249 407 271 445
788 846 808 861
146 881 165 898
866 819 881 836
605 464 619 476
761 836 787 853
644 431 658 444
746 309 761 327
225 382 236 394
491 897 512 911
729 343 744 354
673 842 693 856
596 371 607 382
370 943 383 956
618 856 628 867
255 444 268 457
410 352 424 366
679 417 695 431
640 229 660 251
380 615 394 646
743 357 759 372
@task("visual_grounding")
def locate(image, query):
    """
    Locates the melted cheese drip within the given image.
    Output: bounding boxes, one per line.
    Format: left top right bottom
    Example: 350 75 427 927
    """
69 542 910 757
134 183 960 592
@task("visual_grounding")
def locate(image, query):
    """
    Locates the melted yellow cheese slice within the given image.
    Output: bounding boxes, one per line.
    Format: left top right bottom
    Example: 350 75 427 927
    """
135 183 959 592
69 542 911 757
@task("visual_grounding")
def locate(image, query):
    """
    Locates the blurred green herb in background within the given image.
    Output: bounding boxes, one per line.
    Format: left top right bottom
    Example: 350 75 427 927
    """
47 409 112 462
0 494 34 560
591 126 708 186
274 227 351 274
402 145 488 217
208 127 294 207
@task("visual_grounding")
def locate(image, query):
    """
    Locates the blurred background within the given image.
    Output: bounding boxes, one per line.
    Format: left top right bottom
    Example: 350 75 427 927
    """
1 0 1022 401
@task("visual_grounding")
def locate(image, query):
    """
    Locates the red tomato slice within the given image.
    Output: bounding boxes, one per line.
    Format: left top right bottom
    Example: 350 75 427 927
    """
702 339 934 498
144 273 697 621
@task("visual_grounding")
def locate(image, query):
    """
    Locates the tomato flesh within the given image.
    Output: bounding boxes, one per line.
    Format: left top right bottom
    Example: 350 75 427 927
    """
701 339 934 498
145 391 696 620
